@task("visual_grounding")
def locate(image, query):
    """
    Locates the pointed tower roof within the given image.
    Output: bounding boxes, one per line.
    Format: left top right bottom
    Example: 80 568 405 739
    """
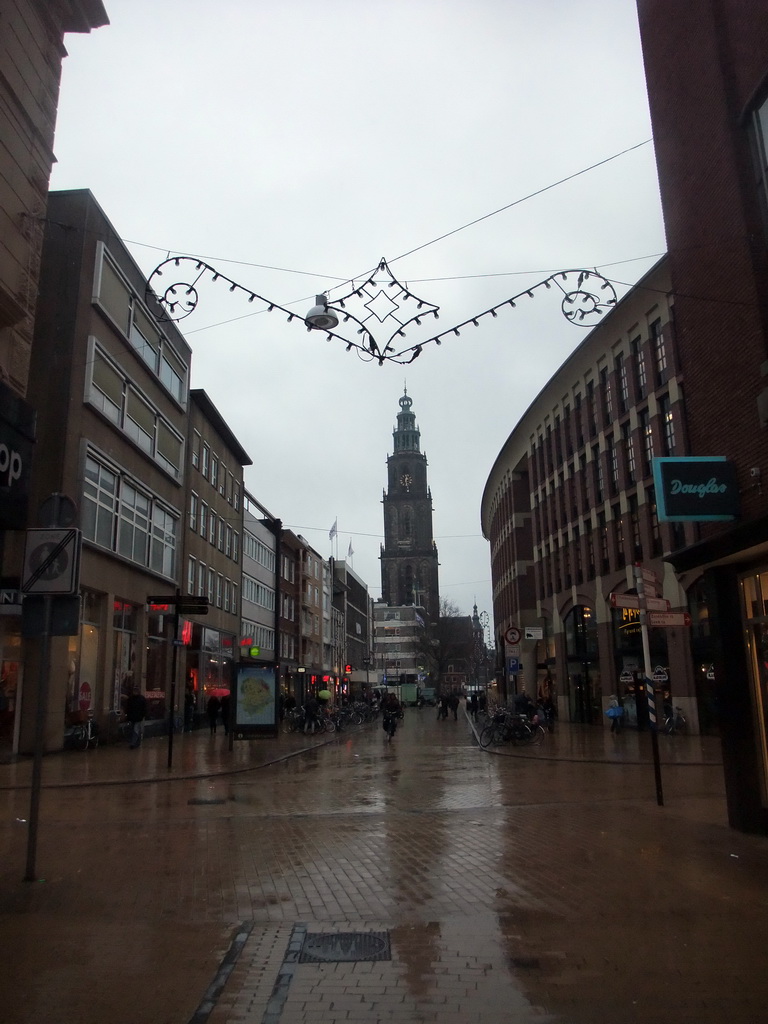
393 386 421 453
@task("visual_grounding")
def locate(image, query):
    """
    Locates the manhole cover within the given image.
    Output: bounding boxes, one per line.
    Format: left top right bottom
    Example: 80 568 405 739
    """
299 931 391 963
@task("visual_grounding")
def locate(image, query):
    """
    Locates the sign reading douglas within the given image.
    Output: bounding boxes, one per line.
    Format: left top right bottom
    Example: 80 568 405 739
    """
653 457 740 522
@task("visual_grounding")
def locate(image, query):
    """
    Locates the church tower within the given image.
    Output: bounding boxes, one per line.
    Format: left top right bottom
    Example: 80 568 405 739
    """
380 389 440 621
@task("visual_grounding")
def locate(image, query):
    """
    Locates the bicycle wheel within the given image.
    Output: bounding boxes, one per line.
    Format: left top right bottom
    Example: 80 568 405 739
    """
323 718 336 733
87 728 99 750
73 724 89 751
479 724 497 748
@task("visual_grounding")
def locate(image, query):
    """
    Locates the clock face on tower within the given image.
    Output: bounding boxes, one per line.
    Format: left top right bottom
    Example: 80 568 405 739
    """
399 473 412 488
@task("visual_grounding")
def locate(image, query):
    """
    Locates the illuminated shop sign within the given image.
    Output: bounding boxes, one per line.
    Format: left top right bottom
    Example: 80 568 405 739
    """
652 457 740 522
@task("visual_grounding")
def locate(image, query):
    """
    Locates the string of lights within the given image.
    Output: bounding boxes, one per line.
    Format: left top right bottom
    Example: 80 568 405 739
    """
147 256 618 366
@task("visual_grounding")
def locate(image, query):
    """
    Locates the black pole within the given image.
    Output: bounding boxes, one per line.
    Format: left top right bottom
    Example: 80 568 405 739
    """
24 595 53 882
167 590 180 770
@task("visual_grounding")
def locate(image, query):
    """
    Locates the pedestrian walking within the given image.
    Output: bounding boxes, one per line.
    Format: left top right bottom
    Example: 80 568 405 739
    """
469 692 479 721
437 694 449 720
448 693 459 721
125 686 147 749
304 695 320 734
220 692 231 735
206 694 221 735
605 695 624 733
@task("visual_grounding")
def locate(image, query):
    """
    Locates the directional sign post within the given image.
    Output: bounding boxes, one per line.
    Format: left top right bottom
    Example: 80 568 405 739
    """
634 564 664 807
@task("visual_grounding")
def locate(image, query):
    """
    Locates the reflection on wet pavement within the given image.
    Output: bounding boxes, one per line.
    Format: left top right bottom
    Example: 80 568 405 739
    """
0 710 766 1023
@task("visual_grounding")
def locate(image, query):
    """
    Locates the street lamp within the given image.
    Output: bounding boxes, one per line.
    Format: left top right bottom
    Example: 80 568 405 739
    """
147 256 617 366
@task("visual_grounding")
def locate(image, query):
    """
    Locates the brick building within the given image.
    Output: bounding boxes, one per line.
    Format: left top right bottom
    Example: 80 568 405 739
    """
481 259 703 728
635 0 768 833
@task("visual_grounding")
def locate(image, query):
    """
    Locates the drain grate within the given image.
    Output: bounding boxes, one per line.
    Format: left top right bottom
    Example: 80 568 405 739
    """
299 931 391 963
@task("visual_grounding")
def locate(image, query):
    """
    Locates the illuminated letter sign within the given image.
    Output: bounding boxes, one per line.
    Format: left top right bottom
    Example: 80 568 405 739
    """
653 457 740 522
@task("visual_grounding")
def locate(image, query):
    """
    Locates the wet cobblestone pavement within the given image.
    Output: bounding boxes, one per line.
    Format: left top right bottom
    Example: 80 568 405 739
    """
1 708 766 1023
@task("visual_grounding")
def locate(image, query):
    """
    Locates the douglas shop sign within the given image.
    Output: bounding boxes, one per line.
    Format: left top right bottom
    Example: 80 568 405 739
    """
653 456 739 522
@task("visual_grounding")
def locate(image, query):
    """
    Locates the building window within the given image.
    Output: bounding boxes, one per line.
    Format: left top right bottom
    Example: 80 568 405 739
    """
600 366 612 426
211 456 218 492
192 430 201 469
607 436 619 493
202 443 210 479
615 352 629 414
187 556 196 594
631 335 647 399
209 508 216 546
200 501 208 540
628 494 642 561
639 408 653 477
622 422 636 482
87 343 184 478
189 492 198 530
82 452 177 578
94 246 188 406
598 512 609 573
207 568 215 603
117 482 151 564
613 504 625 568
587 379 597 436
651 318 667 385
592 445 603 502
659 394 675 455
198 561 207 597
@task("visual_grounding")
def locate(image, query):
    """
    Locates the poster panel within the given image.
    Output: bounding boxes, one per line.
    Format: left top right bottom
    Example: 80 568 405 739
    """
235 664 278 737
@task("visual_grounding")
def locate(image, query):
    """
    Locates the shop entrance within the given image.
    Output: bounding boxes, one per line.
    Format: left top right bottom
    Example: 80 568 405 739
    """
564 605 601 724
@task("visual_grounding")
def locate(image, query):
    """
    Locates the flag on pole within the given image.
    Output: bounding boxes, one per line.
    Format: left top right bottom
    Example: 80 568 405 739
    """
347 539 354 558
329 519 337 541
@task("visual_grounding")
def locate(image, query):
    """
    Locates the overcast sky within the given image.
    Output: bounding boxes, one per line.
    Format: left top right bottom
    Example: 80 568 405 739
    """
50 0 666 632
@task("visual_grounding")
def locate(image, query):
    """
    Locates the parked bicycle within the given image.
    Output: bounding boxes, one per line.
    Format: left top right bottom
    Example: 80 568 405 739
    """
71 710 99 750
663 702 686 735
478 707 545 749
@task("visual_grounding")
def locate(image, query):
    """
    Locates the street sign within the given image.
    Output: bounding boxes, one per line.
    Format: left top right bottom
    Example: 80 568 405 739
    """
524 626 543 640
507 657 520 674
634 564 661 588
619 670 634 684
505 644 521 658
147 594 209 615
647 611 692 628
610 593 670 612
22 528 81 595
504 626 522 645
652 667 669 684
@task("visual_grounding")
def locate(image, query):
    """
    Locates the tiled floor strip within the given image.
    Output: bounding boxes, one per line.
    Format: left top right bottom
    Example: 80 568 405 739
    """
187 921 254 1024
262 922 307 1024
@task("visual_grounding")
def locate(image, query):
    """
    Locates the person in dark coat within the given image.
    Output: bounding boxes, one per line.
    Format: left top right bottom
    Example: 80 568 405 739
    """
125 687 148 749
448 693 459 720
206 694 221 735
220 693 231 735
469 692 479 721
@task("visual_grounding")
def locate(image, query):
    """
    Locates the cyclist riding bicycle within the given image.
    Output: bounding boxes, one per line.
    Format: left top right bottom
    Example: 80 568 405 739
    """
381 692 400 740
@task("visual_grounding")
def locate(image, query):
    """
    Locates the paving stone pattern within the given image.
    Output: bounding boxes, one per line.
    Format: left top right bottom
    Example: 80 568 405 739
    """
0 711 766 1023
